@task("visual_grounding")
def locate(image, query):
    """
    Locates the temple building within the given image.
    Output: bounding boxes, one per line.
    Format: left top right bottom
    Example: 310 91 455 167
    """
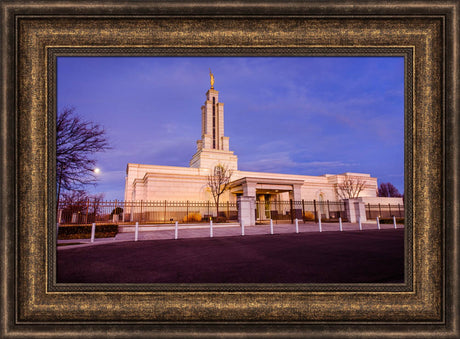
124 71 384 224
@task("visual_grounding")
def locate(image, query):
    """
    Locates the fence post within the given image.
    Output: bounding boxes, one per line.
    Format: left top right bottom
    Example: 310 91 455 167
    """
377 217 380 230
210 219 213 238
114 199 118 223
57 208 62 224
289 199 294 224
186 200 189 222
295 218 299 233
398 204 402 217
302 199 305 223
86 198 89 224
388 203 392 217
367 203 371 219
270 219 273 235
227 201 230 220
164 200 167 223
140 200 144 222
313 200 318 223
378 203 382 217
393 215 397 229
339 217 343 231
318 216 322 232
207 201 210 219
91 223 96 243
130 201 134 222
174 221 178 239
241 220 245 236
359 216 362 231
326 200 330 219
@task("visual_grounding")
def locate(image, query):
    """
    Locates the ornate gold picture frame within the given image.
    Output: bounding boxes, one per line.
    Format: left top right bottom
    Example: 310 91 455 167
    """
1 1 458 338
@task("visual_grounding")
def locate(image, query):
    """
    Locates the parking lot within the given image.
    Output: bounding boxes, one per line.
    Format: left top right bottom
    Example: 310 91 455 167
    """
57 227 405 284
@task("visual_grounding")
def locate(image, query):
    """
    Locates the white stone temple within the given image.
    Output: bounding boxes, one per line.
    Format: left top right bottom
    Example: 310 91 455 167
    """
124 71 383 223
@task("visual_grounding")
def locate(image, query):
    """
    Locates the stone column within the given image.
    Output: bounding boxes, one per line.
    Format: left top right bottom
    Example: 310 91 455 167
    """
356 198 367 222
238 196 256 227
258 194 265 220
242 181 256 197
344 198 367 223
289 184 303 220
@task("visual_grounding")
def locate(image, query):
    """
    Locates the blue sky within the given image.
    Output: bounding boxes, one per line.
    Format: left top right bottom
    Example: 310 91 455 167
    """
57 56 405 200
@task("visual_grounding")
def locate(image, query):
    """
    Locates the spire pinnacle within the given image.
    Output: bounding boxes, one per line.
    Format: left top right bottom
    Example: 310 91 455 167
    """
209 68 215 89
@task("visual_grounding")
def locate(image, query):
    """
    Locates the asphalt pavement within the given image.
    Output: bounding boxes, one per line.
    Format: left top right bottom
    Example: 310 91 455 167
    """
57 225 405 284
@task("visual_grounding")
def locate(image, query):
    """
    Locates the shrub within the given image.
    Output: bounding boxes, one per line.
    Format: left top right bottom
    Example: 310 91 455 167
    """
216 216 227 223
182 212 202 223
110 207 123 219
57 224 118 240
379 218 404 224
303 211 315 221
320 218 343 223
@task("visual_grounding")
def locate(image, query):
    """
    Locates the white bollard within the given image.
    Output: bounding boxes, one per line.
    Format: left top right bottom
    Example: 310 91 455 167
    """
241 221 245 236
135 221 139 241
339 217 343 231
377 217 380 230
358 217 362 230
91 223 96 243
295 218 299 233
318 217 322 232
210 220 213 238
393 216 397 229
174 221 178 240
270 219 273 235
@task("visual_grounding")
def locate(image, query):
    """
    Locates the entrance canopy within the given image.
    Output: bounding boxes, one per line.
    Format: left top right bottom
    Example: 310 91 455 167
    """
229 177 304 200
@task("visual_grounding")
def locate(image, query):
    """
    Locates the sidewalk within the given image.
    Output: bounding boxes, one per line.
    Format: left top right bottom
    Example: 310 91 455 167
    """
57 221 403 249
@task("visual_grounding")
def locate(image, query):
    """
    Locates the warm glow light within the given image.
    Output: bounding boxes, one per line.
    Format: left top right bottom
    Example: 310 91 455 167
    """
94 168 101 174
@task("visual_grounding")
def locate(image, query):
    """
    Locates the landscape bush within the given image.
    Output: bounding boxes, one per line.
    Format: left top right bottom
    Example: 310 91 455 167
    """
57 224 118 240
303 211 315 221
215 216 227 223
379 218 404 224
110 207 123 219
182 212 202 223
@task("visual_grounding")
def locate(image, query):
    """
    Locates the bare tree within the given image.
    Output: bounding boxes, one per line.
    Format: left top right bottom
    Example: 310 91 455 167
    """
60 190 88 213
207 164 233 220
56 107 110 208
378 182 402 197
59 190 104 224
334 176 366 200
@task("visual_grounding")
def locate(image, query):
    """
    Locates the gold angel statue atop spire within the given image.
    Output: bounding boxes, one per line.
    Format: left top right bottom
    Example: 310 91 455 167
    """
209 68 215 89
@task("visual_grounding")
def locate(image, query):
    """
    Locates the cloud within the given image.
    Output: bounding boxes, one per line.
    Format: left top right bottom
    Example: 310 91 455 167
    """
240 151 355 174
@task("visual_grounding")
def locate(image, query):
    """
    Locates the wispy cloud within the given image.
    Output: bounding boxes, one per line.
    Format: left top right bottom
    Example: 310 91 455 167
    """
240 151 355 175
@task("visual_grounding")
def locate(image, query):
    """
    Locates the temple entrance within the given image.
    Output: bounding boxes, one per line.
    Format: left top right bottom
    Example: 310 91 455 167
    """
256 194 272 221
228 177 305 226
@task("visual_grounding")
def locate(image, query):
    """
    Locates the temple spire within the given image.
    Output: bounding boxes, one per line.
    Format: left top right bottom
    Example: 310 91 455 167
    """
209 68 215 89
189 75 238 170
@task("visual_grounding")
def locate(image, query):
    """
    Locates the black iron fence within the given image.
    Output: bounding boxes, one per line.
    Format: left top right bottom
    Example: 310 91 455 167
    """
256 200 348 223
365 203 404 219
58 199 404 225
58 200 238 225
